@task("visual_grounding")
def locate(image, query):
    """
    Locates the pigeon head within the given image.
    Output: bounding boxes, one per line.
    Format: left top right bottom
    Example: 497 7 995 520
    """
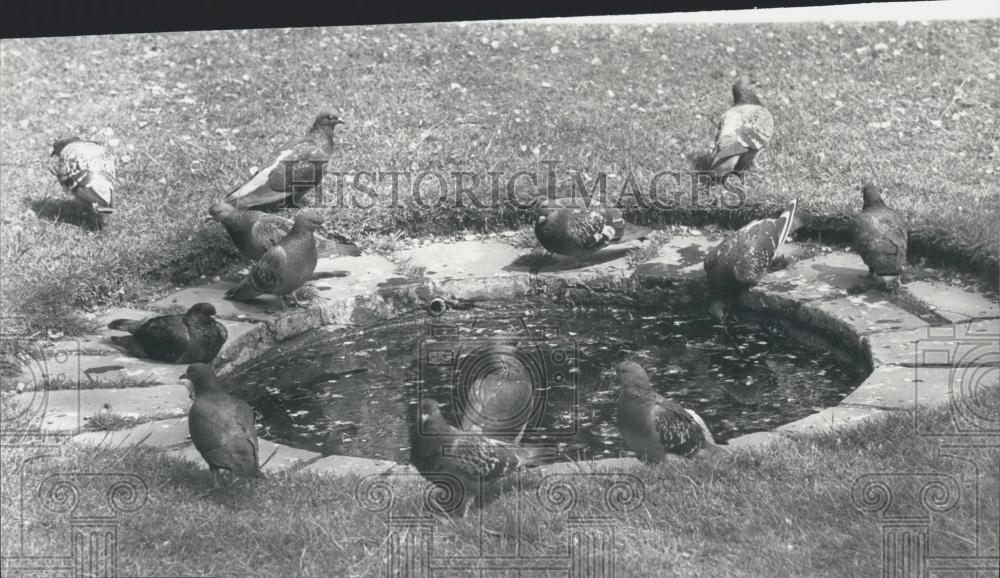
861 184 885 209
312 113 345 134
708 299 730 324
208 200 237 222
187 303 218 318
732 76 762 106
292 210 325 232
182 363 219 396
50 136 83 156
615 361 653 394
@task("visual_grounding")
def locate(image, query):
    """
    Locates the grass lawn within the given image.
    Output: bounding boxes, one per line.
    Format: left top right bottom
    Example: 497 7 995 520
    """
1 18 999 577
2 386 997 576
1 20 998 335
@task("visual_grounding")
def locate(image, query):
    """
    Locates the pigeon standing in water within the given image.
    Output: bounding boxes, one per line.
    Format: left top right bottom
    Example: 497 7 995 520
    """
615 361 726 462
710 76 774 179
208 200 360 260
224 113 344 209
410 398 564 517
108 303 227 363
225 210 323 307
534 200 654 259
50 137 117 228
183 363 262 487
852 184 908 281
704 199 800 323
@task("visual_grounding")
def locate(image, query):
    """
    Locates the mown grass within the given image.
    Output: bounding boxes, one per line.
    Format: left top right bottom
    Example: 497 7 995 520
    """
1 20 998 336
2 385 996 576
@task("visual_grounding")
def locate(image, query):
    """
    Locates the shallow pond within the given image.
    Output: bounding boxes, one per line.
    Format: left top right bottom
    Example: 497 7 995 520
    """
231 301 867 463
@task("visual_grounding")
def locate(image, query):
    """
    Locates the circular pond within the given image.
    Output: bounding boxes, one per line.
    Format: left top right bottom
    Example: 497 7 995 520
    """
231 300 868 462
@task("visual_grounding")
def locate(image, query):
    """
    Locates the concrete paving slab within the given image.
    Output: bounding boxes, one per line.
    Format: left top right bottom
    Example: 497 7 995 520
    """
867 319 1000 367
904 281 1000 323
840 365 956 410
25 383 191 433
776 405 888 436
751 251 869 303
71 417 190 448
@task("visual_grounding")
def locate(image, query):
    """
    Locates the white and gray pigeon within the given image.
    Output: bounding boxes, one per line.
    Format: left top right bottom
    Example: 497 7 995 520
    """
710 76 774 178
223 113 343 209
703 199 800 323
50 137 117 225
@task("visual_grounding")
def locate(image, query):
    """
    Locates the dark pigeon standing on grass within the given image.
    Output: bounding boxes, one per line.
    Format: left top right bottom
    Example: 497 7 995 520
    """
704 199 800 323
108 303 227 363
616 361 726 462
410 398 565 517
225 210 323 307
852 184 908 279
50 137 117 227
208 200 360 260
183 363 262 487
534 200 654 259
710 76 774 178
224 113 344 209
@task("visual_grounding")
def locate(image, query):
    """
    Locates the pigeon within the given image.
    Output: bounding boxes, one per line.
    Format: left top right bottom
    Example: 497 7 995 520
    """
704 199 800 323
183 363 262 487
410 398 563 517
108 303 227 363
852 184 908 278
208 200 361 261
225 210 323 306
710 76 774 178
615 361 725 462
534 199 653 258
50 137 117 225
223 113 344 209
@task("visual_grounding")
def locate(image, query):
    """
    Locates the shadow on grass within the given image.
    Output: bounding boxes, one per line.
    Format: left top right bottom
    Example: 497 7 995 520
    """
30 195 104 231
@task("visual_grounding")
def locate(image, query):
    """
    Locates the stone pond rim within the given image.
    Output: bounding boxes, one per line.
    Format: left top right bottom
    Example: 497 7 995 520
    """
13 225 999 479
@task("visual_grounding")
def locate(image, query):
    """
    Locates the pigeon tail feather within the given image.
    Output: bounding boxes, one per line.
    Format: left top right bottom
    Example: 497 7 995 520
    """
615 222 654 243
108 319 143 333
772 199 799 257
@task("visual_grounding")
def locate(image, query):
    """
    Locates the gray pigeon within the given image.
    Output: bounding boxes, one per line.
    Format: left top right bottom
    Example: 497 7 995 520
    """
852 184 908 278
184 363 262 487
224 210 323 307
108 303 227 363
50 137 117 227
710 76 774 178
223 113 343 209
534 199 653 258
208 200 360 261
616 361 725 462
704 199 800 323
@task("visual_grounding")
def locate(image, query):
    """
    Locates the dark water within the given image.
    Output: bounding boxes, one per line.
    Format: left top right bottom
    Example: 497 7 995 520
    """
231 302 867 463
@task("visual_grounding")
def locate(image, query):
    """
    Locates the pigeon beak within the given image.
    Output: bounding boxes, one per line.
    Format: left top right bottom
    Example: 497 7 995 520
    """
203 215 216 223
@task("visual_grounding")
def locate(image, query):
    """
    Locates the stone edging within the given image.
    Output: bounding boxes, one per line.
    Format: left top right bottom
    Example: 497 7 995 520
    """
11 229 999 477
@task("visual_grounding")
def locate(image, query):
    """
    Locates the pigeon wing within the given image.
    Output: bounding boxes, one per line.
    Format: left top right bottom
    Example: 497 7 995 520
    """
652 399 704 458
130 315 189 362
251 214 293 253
249 245 289 294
